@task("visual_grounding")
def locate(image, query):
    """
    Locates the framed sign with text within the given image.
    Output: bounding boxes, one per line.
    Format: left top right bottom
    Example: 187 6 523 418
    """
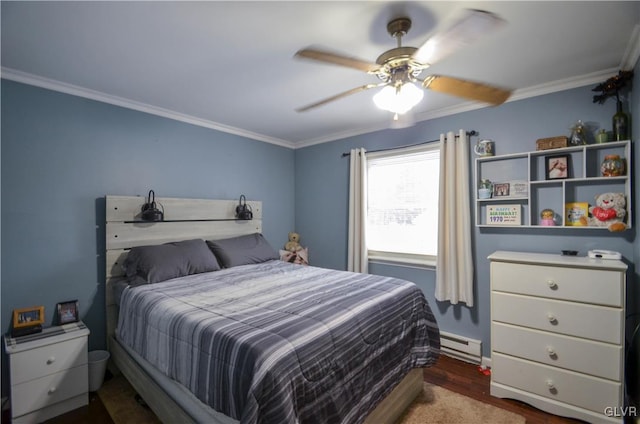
486 204 522 225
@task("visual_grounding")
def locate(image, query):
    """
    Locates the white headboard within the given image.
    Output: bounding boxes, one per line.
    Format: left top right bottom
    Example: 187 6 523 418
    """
104 195 263 343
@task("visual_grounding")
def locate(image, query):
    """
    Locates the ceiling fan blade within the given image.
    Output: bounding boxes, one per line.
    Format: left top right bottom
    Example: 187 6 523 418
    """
423 75 511 105
413 9 506 65
295 48 380 73
296 83 385 112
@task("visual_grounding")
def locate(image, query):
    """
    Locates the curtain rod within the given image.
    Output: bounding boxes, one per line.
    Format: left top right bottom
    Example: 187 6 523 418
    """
340 130 478 157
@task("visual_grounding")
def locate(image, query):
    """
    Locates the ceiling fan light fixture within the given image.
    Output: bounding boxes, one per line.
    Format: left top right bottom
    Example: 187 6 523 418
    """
373 82 424 115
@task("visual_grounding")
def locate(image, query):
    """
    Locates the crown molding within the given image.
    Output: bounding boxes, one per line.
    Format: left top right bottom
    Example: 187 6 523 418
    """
620 24 640 70
1 66 623 150
294 68 618 149
0 67 296 150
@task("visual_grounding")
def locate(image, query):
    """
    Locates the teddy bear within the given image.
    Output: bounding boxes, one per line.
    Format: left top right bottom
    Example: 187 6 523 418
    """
581 192 627 232
284 232 302 252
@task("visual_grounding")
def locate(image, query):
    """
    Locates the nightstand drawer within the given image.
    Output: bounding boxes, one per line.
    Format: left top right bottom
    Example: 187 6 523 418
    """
491 262 623 307
11 365 88 418
10 336 88 385
492 322 622 380
492 353 621 415
492 292 622 344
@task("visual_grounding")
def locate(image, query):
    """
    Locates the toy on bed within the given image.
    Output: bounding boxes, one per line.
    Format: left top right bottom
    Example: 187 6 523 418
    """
281 232 309 265
580 192 627 232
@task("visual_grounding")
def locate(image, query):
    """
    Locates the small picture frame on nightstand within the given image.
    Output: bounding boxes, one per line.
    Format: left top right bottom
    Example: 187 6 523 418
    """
57 300 79 325
13 306 45 329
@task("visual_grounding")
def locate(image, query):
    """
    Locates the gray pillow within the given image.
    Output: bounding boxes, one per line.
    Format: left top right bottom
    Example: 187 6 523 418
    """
206 233 279 268
123 239 221 284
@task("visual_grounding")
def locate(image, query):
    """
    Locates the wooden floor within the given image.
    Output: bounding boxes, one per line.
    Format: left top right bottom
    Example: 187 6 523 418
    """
422 355 584 424
16 355 589 423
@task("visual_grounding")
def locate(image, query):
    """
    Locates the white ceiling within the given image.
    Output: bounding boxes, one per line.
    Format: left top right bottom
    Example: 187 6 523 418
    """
2 1 639 148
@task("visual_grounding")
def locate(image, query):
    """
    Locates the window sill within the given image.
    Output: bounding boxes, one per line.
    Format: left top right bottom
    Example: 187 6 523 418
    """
368 253 436 270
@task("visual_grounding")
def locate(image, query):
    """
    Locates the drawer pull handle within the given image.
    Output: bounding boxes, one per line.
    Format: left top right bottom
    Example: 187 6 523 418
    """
546 380 555 390
547 280 557 289
547 313 557 324
46 357 56 365
48 386 56 395
546 347 557 357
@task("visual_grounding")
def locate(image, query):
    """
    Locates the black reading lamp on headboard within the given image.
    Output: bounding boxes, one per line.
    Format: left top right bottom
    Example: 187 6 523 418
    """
235 194 253 220
140 190 164 222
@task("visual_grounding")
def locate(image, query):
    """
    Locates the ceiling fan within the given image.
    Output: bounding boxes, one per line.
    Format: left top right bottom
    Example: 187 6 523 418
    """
294 9 512 117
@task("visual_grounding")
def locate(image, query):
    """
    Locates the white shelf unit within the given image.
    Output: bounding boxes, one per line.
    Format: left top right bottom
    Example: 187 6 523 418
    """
475 140 632 229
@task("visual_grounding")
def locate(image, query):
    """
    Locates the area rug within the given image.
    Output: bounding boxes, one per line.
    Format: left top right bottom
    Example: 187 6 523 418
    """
99 376 525 424
397 383 526 424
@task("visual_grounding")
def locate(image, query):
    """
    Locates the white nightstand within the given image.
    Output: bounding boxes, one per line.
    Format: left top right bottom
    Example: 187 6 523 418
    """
4 322 90 423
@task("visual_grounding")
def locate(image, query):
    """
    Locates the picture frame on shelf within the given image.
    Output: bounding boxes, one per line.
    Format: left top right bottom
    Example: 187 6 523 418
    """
565 202 589 226
493 183 510 197
56 300 79 325
12 306 45 329
546 155 569 180
509 181 529 198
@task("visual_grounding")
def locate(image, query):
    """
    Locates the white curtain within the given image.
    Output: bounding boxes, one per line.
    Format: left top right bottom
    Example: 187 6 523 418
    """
347 148 368 273
436 130 474 306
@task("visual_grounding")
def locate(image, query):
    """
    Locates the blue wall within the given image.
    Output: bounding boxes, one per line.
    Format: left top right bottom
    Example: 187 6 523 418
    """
2 62 638 399
1 80 295 395
295 74 639 357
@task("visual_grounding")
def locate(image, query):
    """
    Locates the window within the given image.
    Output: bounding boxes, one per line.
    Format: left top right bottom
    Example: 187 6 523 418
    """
366 143 440 266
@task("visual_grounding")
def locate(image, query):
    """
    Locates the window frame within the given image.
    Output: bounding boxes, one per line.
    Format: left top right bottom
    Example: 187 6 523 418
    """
365 142 440 268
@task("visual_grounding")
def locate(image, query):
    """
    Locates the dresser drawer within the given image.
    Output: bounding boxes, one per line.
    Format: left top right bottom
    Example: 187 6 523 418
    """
11 364 88 418
492 292 622 344
10 336 88 385
492 353 621 415
491 262 623 307
492 322 622 380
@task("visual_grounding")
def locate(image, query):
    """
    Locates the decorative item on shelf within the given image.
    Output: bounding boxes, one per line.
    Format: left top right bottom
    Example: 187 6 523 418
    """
478 179 493 199
11 305 45 337
545 154 569 180
600 154 625 177
235 194 253 220
474 139 495 156
536 136 568 151
486 204 521 226
569 120 588 145
540 209 556 226
493 183 510 197
612 101 629 141
140 190 164 221
564 202 589 226
585 192 627 232
595 129 609 144
509 180 528 198
56 300 79 325
592 70 634 141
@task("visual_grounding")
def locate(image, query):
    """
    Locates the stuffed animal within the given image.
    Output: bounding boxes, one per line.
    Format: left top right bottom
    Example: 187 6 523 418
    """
582 192 627 232
284 232 302 252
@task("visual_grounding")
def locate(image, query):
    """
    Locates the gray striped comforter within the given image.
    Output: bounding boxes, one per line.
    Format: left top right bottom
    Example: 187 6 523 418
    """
117 260 440 424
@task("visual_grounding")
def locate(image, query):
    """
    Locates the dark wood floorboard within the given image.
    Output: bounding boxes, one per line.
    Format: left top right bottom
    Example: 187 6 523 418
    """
7 355 597 423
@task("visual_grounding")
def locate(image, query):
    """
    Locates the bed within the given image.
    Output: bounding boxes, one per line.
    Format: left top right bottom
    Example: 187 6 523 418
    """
105 195 440 424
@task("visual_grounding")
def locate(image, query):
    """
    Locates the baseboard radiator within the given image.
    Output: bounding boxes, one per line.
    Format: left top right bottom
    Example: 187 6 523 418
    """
439 331 482 364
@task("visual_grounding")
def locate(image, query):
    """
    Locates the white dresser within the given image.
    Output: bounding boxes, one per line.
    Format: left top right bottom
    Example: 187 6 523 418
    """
489 251 628 423
4 322 90 423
